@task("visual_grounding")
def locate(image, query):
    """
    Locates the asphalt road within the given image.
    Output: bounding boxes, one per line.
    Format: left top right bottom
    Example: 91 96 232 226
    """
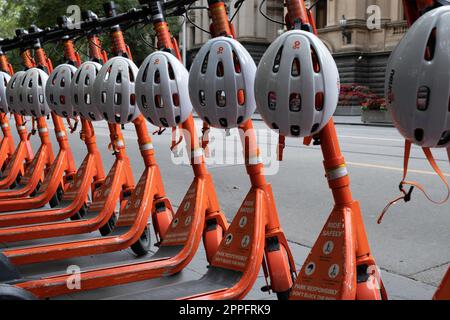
1 116 448 300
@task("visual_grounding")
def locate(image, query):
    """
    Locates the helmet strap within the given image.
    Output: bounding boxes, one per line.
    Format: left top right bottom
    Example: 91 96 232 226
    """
170 126 183 157
378 140 450 223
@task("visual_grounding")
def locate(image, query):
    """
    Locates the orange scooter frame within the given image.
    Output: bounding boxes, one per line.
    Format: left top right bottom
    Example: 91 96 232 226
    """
0 39 106 229
0 20 177 267
0 114 15 172
0 47 77 210
27 1 298 301
0 4 229 299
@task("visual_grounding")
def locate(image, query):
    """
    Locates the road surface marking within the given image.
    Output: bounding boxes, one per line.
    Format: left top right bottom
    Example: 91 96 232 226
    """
347 162 450 177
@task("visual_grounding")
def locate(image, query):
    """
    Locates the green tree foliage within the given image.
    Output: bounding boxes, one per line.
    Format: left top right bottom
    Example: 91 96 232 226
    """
0 0 182 70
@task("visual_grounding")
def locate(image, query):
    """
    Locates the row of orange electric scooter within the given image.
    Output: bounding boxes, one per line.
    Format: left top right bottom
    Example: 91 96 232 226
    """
0 0 447 300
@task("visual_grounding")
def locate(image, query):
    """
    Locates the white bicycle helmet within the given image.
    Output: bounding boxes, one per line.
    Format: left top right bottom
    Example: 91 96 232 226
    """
46 64 78 118
5 71 26 115
385 6 450 148
255 30 340 137
0 71 11 113
189 36 257 129
70 61 104 121
17 68 50 117
93 56 140 124
136 51 192 128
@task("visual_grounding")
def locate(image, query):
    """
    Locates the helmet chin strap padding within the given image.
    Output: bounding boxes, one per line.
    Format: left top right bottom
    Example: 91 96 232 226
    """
93 56 140 125
255 30 340 138
5 71 25 115
189 37 257 129
46 64 78 119
385 6 450 149
16 68 50 117
136 51 192 128
0 72 11 113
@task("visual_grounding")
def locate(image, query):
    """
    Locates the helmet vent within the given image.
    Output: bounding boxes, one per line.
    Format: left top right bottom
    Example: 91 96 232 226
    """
21 75 27 86
60 77 65 87
60 95 65 105
172 93 180 107
315 92 324 111
116 72 122 84
155 95 162 108
85 93 92 105
289 93 302 112
237 116 244 124
38 75 42 86
273 46 284 73
417 86 430 111
39 94 44 104
199 90 206 106
128 67 135 82
154 70 160 84
160 118 169 127
114 93 122 105
11 78 17 89
233 51 241 73
237 89 245 106
74 94 78 104
291 58 301 77
311 123 320 133
50 94 54 103
89 112 96 120
28 78 33 88
141 95 148 109
168 63 175 80
201 52 210 74
425 28 437 61
3 77 8 86
84 75 90 86
52 73 58 85
268 92 277 111
103 113 108 120
175 116 181 124
216 90 226 107
219 118 228 128
130 94 136 105
311 46 321 73
27 94 33 104
142 64 149 82
291 126 301 137
75 71 82 84
101 91 106 104
438 131 450 146
104 66 112 81
217 62 225 77
414 128 424 142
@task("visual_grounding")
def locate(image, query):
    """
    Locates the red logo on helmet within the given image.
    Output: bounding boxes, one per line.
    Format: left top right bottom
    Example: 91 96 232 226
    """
154 59 160 65
217 47 224 55
293 41 301 50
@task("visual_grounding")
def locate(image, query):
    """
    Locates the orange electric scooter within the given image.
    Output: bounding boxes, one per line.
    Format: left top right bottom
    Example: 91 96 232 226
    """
394 0 449 301
275 0 387 300
13 0 296 300
0 19 108 229
0 45 34 190
0 27 77 211
0 0 227 299
0 4 179 271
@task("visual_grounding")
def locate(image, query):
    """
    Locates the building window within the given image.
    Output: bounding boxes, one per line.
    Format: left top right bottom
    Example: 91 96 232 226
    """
316 0 328 29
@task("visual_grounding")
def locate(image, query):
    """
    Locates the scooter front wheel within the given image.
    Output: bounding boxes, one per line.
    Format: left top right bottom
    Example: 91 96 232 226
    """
130 225 151 257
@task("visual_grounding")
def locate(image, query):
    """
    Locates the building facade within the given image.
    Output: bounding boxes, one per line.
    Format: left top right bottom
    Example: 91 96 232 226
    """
185 0 408 97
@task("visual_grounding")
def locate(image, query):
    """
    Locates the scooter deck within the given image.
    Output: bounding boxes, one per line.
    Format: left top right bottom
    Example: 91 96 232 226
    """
117 267 242 300
0 153 96 228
